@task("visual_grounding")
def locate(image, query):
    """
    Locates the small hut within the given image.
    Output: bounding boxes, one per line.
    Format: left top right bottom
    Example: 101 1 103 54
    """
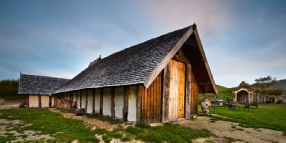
53 24 217 123
18 73 69 108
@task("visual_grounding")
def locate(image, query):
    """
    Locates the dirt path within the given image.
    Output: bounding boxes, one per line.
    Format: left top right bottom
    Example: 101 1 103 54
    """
175 116 286 143
0 101 20 109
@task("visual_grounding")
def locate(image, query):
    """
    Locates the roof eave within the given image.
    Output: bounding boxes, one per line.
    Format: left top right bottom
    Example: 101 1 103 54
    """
143 24 196 88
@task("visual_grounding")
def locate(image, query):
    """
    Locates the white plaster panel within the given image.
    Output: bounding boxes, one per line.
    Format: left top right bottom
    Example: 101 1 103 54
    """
81 90 86 109
114 87 124 119
29 95 39 108
103 88 111 116
128 86 137 122
41 96 49 108
87 89 93 114
73 91 77 101
76 91 80 109
94 89 100 114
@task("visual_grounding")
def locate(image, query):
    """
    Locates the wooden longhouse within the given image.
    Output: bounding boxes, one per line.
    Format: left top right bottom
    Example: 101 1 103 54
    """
53 24 217 123
18 73 69 108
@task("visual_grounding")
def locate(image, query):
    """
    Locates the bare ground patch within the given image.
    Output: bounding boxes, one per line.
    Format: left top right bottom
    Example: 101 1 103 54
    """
175 116 286 143
0 119 53 142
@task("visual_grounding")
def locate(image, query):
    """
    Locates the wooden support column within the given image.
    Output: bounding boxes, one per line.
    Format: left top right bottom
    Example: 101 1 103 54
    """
123 86 130 121
80 90 82 109
75 91 78 108
92 89 95 114
185 63 192 119
49 96 52 108
100 89 103 115
136 85 142 122
85 89 88 112
26 94 29 107
162 63 170 122
111 87 115 118
38 95 41 108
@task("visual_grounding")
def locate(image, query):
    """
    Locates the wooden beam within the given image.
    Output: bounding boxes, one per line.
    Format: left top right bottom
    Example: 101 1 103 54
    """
111 87 115 118
26 94 29 107
136 85 142 122
100 88 103 115
185 63 191 119
173 55 191 64
49 96 52 108
162 63 170 122
38 95 41 108
76 91 78 108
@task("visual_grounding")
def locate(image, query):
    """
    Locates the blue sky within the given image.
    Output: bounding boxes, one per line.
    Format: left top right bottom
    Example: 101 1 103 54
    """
0 0 285 87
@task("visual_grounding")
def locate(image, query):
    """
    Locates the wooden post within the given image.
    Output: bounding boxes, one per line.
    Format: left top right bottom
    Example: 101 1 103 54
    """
162 63 170 122
100 88 103 115
123 86 130 121
38 95 41 108
136 85 142 122
26 94 29 107
92 89 95 114
111 87 115 117
75 91 78 109
49 96 52 108
85 89 88 112
80 90 82 109
185 63 192 119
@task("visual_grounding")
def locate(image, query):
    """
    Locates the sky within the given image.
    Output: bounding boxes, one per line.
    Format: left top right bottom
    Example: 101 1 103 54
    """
0 0 286 88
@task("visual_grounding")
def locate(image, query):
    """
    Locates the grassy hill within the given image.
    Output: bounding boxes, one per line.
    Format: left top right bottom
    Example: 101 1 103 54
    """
199 85 235 101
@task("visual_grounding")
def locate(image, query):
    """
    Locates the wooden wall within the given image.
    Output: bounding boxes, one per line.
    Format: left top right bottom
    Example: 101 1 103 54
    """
141 73 162 123
190 67 199 115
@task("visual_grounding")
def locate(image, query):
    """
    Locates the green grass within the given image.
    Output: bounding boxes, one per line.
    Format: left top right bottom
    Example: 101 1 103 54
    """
0 108 119 142
201 103 286 135
0 108 214 143
126 122 212 143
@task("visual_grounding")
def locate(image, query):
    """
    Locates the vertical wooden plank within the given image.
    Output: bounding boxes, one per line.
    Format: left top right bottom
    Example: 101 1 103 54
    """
157 73 162 122
85 89 88 112
136 85 142 122
178 62 185 118
100 88 103 115
92 89 95 114
150 80 154 123
26 95 29 107
141 86 145 122
162 62 170 122
147 85 151 122
111 87 115 118
38 95 41 108
185 63 191 119
49 96 52 108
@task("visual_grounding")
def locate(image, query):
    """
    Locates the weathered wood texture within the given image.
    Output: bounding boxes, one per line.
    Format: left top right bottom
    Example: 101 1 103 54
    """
168 60 185 121
136 85 142 122
141 73 162 123
162 63 170 122
190 68 199 115
185 63 192 118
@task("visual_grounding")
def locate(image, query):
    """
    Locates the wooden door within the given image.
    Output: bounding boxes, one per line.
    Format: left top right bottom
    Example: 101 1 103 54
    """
169 60 186 120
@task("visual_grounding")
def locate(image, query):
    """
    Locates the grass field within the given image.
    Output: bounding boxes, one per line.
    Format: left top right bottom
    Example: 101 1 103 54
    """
200 103 286 135
0 108 212 143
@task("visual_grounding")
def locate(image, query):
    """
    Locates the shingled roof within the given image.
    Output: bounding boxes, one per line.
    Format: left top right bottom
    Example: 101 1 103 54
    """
55 24 217 94
18 73 69 95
